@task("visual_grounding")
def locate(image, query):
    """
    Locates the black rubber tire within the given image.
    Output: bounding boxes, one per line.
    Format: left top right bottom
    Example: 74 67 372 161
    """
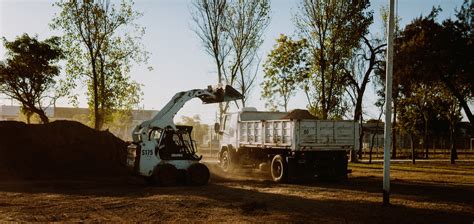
154 163 178 186
271 155 288 183
186 163 210 186
144 176 156 185
220 149 235 173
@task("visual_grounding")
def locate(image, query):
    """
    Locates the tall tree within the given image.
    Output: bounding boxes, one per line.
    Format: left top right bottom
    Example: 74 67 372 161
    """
225 0 270 107
295 0 373 119
192 0 229 123
51 0 149 130
396 4 473 125
262 35 310 112
192 0 270 120
344 36 385 160
0 34 63 124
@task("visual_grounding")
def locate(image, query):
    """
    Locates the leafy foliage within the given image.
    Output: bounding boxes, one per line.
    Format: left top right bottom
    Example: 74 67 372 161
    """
51 0 149 129
0 34 63 123
262 35 310 112
295 0 373 119
394 2 473 124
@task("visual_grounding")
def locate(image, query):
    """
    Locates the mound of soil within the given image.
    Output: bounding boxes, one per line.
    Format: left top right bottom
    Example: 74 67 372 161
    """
0 120 129 179
281 109 317 120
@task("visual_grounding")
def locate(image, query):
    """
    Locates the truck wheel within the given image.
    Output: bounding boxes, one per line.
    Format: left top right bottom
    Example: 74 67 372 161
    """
271 155 287 183
220 150 235 173
186 163 210 186
154 164 178 186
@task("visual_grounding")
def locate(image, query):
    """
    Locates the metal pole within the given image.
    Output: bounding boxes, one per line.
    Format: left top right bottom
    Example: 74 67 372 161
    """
383 0 395 206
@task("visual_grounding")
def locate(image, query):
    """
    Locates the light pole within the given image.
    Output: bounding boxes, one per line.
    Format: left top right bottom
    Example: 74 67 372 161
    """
383 0 395 206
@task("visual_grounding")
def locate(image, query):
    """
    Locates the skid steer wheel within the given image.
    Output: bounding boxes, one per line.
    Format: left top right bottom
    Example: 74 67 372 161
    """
220 149 234 173
154 164 178 187
271 155 288 183
144 176 156 185
186 163 210 186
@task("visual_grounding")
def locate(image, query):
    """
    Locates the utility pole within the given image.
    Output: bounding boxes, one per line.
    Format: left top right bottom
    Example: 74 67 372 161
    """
383 0 395 206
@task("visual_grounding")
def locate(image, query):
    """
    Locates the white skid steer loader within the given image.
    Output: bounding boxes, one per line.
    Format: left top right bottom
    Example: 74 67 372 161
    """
126 85 242 186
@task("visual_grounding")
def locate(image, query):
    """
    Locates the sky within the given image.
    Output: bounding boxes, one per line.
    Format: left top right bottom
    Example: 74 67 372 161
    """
0 0 466 124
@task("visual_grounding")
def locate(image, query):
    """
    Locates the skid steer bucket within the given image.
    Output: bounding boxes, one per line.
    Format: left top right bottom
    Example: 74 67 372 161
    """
200 85 243 104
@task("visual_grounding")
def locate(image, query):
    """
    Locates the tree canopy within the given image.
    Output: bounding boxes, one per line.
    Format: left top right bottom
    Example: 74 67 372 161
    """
0 34 63 123
192 0 270 121
394 3 473 124
51 0 149 130
262 35 310 112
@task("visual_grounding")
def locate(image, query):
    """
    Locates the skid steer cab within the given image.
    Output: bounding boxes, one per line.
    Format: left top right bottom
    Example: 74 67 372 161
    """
127 125 210 186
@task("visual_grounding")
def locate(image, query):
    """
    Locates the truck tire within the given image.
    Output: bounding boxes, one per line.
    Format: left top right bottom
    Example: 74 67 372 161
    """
154 164 178 186
220 149 235 173
271 155 288 183
186 163 210 186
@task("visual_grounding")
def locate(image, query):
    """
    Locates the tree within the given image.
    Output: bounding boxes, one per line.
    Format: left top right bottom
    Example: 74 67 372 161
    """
396 4 473 125
192 0 270 120
192 0 229 123
51 0 149 130
344 36 385 160
225 0 270 107
397 94 422 164
295 0 373 119
0 34 63 124
262 35 310 112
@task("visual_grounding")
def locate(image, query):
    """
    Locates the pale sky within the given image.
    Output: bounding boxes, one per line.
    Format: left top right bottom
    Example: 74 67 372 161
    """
0 0 465 124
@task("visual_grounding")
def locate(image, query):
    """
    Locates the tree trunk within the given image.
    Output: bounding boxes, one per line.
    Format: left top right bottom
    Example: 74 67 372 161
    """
450 124 457 164
357 118 364 160
36 110 49 124
410 134 415 164
91 55 100 130
424 119 429 159
369 133 376 164
27 106 49 124
443 78 474 125
98 55 106 130
26 113 31 124
356 96 364 160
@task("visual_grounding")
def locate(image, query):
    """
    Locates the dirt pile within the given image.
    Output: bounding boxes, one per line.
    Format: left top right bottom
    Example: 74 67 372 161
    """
0 120 129 179
281 109 318 120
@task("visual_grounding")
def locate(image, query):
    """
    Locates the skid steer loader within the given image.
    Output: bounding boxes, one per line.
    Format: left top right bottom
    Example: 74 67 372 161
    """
126 85 242 186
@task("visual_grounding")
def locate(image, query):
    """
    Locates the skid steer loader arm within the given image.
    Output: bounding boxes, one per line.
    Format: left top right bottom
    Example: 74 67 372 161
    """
132 85 242 143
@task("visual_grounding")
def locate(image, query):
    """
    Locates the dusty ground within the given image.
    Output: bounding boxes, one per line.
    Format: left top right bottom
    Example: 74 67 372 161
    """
0 161 472 223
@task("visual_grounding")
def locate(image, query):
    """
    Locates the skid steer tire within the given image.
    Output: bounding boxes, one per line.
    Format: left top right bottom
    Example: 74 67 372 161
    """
271 155 288 183
154 164 178 187
186 163 210 186
144 176 156 185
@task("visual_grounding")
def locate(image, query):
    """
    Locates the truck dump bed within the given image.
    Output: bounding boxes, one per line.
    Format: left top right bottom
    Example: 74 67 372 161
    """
237 119 359 151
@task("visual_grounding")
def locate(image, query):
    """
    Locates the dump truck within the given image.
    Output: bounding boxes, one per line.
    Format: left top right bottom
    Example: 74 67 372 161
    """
216 108 359 182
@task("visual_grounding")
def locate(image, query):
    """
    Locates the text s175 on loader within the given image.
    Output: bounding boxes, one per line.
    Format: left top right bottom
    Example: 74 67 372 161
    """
125 85 242 186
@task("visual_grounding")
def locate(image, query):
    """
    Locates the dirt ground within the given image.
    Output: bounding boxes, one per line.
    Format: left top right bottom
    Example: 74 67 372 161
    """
0 161 472 223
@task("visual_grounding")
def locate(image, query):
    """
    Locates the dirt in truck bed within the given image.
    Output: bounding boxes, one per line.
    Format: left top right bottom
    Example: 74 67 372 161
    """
282 109 318 120
0 120 128 179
